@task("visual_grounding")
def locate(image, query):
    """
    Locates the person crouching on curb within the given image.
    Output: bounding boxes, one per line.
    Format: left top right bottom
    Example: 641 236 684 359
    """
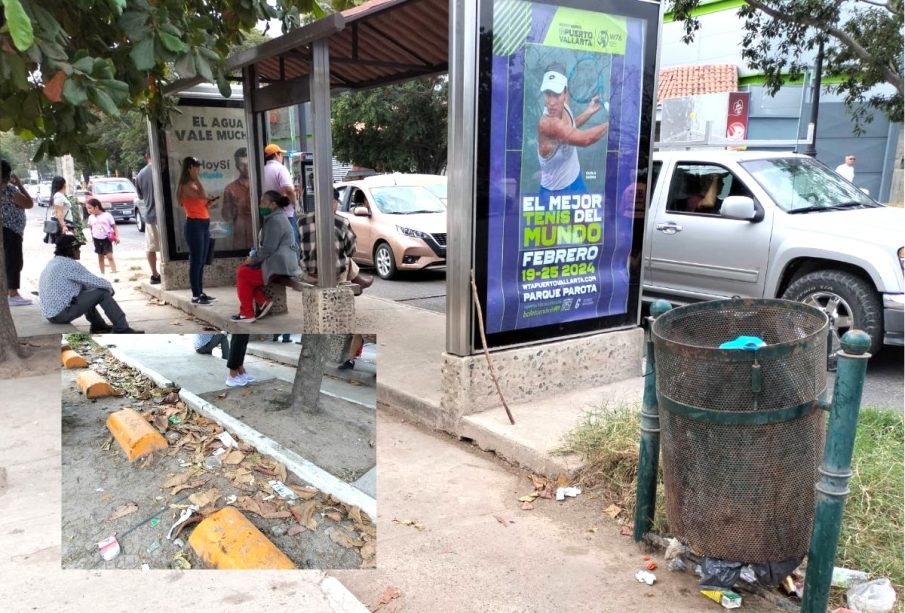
85 198 119 278
298 188 373 289
232 191 302 323
38 235 143 333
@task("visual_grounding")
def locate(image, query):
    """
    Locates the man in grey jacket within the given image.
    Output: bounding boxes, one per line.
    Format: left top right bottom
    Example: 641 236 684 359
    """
39 235 143 333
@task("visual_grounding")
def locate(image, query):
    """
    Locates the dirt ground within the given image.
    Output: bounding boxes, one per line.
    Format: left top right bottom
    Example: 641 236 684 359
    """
199 386 375 482
61 342 373 571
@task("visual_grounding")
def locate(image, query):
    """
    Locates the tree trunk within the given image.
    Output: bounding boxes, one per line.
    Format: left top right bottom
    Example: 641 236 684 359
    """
0 223 27 366
290 334 329 413
889 129 904 206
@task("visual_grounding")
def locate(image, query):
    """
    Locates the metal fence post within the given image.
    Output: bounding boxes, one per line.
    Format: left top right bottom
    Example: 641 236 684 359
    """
634 300 672 542
801 330 871 613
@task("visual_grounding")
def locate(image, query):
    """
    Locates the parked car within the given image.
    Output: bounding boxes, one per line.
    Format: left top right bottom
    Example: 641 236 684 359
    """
642 150 905 354
36 182 52 207
134 199 147 232
86 177 138 223
335 174 447 279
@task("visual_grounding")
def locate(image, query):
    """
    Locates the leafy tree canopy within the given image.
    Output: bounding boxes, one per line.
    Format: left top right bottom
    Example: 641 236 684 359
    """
0 0 331 166
332 77 448 175
670 0 904 124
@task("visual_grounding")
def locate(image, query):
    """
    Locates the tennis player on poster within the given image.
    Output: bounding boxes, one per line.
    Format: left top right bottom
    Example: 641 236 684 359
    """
536 63 609 196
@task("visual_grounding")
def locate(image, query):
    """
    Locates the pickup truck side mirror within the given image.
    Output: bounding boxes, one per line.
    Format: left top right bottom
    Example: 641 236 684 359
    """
353 205 371 217
721 196 763 222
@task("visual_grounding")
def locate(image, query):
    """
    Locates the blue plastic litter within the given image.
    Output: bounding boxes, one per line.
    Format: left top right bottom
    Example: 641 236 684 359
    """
719 335 767 350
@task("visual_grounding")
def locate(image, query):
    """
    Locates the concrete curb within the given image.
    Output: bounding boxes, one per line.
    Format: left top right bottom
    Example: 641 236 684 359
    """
105 343 176 388
179 388 378 521
246 343 376 388
320 576 371 613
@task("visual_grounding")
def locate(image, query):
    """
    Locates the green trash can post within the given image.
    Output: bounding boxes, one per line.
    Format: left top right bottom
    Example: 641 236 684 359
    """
634 300 671 542
801 330 871 613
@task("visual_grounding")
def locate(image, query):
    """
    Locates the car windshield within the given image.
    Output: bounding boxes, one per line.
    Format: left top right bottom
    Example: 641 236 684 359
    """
422 183 447 202
93 181 135 194
370 185 445 214
740 157 878 213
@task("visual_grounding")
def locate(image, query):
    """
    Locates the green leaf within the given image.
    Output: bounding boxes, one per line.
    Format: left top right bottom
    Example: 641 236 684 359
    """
109 0 126 15
215 74 232 98
89 88 120 116
72 56 95 74
158 31 186 53
37 40 68 61
62 79 89 106
92 59 114 80
194 51 214 82
174 53 196 78
6 52 28 90
119 10 149 40
1 0 34 51
130 37 156 71
18 128 35 140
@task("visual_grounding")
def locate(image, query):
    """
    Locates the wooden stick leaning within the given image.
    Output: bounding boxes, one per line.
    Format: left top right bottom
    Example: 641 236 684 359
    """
470 269 515 425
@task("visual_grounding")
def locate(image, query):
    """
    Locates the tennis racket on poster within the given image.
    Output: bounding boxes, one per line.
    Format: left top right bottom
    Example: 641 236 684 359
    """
568 54 610 111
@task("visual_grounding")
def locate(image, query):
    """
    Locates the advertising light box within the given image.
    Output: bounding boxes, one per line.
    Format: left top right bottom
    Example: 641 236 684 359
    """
474 0 660 349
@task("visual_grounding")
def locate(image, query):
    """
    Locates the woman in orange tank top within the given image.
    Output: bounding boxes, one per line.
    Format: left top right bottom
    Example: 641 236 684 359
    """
177 157 219 304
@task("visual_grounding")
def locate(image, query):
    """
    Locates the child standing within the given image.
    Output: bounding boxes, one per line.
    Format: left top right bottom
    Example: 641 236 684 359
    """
85 198 119 276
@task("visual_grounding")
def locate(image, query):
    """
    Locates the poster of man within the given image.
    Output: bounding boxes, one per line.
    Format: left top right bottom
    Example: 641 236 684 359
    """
221 147 254 250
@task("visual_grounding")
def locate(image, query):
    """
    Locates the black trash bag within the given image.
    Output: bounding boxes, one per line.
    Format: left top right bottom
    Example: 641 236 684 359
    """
699 557 743 588
750 557 803 588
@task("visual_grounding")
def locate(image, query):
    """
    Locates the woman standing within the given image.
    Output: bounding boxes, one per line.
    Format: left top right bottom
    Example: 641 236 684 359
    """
176 157 219 305
46 175 74 244
1 160 34 306
232 191 301 323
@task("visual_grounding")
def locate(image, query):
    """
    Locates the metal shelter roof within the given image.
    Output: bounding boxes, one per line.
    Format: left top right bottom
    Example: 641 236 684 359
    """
166 0 448 97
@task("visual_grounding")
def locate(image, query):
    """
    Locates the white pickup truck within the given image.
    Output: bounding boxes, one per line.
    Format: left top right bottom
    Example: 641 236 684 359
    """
642 150 904 354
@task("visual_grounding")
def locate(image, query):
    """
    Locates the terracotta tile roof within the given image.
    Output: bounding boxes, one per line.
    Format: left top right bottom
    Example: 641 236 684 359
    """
657 64 738 103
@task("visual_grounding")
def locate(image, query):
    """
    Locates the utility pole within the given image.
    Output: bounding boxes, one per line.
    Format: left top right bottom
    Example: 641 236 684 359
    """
803 39 824 158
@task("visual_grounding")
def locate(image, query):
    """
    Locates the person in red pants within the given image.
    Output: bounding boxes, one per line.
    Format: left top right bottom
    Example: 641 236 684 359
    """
233 191 302 323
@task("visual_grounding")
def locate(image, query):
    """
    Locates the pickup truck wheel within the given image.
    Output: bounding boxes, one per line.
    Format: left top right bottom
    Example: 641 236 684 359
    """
782 270 882 354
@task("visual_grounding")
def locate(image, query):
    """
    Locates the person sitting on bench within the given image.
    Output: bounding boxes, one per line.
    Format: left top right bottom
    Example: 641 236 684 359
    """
232 190 303 323
297 189 373 289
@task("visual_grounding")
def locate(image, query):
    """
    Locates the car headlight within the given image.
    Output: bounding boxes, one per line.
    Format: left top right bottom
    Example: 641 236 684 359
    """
899 246 904 271
397 225 429 240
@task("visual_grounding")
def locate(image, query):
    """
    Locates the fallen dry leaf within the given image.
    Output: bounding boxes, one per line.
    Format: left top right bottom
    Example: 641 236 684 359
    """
108 502 138 521
605 504 622 519
171 475 211 495
325 511 342 522
555 473 570 489
293 500 318 530
163 471 193 490
493 515 508 527
241 388 253 397
518 494 538 503
521 501 534 511
287 524 306 537
347 505 363 525
360 540 376 560
329 528 364 549
619 524 633 537
223 450 245 465
287 484 319 500
189 487 220 508
529 474 547 490
392 518 425 530
375 587 401 608
152 414 169 433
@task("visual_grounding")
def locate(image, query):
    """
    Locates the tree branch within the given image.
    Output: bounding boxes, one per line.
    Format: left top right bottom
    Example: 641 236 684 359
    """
855 0 896 14
744 0 904 94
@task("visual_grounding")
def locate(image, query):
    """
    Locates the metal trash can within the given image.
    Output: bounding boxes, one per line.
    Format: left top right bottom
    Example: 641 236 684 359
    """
652 298 829 562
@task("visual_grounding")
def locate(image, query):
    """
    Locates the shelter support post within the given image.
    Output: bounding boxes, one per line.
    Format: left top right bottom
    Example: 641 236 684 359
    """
445 0 479 357
801 330 870 613
311 38 337 288
634 300 672 542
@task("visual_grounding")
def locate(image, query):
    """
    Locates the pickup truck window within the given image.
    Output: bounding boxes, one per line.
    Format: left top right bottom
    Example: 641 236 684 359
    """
666 163 751 216
739 157 877 213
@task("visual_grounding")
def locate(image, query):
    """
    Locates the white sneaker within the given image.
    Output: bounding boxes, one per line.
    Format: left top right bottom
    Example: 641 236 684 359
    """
8 295 32 306
240 372 256 383
225 374 247 387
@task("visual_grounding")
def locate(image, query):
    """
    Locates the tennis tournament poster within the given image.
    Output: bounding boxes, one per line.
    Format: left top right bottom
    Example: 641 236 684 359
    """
477 0 655 342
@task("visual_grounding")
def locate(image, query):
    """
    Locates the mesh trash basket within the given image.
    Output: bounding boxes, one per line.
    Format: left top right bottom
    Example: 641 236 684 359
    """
652 298 828 562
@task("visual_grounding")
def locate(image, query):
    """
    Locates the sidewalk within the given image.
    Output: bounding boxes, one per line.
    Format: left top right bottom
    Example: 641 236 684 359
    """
1 371 367 612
